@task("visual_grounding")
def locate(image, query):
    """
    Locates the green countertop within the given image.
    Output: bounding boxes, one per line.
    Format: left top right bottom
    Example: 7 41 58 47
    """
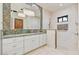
3 32 46 39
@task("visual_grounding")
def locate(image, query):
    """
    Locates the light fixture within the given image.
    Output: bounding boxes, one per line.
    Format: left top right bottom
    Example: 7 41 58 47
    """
23 9 35 16
18 12 25 18
18 9 25 18
59 3 63 7
17 8 35 17
32 4 36 7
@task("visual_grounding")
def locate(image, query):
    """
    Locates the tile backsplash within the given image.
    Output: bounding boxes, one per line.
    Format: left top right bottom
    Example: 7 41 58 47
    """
3 3 11 31
3 29 46 35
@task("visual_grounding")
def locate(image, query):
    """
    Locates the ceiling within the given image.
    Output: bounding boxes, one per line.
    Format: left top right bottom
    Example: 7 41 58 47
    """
37 3 77 12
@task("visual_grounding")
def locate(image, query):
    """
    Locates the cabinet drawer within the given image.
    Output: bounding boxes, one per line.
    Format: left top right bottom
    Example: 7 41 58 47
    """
12 37 23 43
3 44 24 55
3 40 23 50
3 39 13 44
3 43 14 52
3 47 14 55
13 41 23 49
3 51 16 55
3 40 24 55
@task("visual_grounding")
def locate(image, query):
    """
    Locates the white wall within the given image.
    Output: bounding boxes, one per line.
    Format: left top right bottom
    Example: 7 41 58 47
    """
78 4 79 35
77 3 79 50
51 4 78 50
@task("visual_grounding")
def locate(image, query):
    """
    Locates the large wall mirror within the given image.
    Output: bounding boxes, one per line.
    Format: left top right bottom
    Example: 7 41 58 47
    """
3 3 42 35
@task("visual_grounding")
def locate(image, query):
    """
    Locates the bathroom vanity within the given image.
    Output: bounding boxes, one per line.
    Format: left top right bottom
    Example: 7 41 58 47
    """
1 31 47 55
2 33 47 55
0 3 47 55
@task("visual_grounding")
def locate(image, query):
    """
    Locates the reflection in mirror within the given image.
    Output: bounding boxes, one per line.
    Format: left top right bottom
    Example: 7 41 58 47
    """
3 3 43 35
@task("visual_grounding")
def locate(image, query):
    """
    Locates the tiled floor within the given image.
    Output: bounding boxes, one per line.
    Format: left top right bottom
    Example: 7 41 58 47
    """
27 46 79 55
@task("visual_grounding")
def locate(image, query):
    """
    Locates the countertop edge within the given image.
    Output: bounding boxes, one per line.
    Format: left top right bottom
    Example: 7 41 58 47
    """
2 32 47 39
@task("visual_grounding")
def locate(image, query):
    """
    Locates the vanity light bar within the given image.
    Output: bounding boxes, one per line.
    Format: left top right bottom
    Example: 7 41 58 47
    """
23 9 35 16
18 13 25 17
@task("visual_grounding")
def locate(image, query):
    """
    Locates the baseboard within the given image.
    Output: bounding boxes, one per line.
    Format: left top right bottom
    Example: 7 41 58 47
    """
23 44 47 55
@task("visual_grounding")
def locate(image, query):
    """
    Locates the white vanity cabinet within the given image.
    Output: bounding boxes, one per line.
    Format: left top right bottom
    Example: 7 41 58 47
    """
31 35 40 49
39 34 47 46
3 38 15 55
14 37 24 55
23 35 40 54
24 34 47 54
2 33 47 55
23 36 33 53
3 37 24 55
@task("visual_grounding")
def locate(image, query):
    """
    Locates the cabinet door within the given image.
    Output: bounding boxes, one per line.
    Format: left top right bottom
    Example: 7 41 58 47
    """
3 43 14 55
3 38 14 55
24 36 30 53
39 34 47 46
44 34 47 42
13 37 24 55
24 35 40 53
39 34 43 46
31 35 40 49
42 34 47 44
14 37 23 48
28 36 35 50
24 36 36 52
14 41 23 55
34 35 40 48
3 37 24 55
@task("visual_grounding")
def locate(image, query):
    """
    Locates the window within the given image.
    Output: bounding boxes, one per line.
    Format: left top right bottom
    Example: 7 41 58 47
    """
58 17 63 22
57 15 68 23
63 16 68 22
